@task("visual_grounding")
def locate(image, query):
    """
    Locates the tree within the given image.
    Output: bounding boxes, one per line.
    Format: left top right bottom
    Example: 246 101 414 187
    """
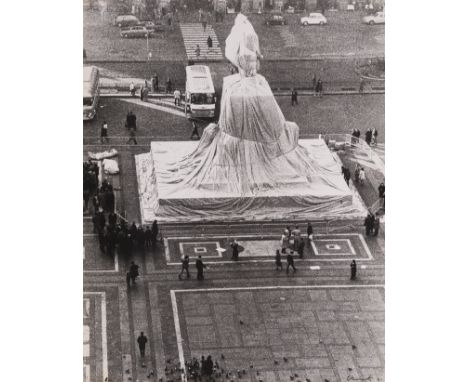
317 0 328 14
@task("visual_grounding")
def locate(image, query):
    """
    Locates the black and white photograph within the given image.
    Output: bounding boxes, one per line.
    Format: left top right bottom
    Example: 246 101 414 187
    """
83 1 385 381
7 1 468 382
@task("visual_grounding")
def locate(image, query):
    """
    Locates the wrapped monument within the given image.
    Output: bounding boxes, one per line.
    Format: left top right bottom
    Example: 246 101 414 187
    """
135 14 365 222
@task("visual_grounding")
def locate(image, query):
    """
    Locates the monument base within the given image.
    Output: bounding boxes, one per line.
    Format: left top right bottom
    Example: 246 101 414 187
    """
135 139 367 224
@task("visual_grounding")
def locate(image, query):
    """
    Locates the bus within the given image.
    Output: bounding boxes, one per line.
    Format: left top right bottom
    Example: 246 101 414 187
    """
184 65 216 118
83 66 100 121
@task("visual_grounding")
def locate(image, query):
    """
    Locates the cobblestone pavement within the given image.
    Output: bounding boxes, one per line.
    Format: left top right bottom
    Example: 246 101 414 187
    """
84 213 384 382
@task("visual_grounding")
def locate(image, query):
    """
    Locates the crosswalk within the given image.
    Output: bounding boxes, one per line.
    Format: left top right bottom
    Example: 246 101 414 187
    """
179 23 224 60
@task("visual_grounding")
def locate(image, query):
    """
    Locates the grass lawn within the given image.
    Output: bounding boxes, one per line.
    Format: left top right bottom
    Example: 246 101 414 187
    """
84 11 187 61
84 10 383 61
212 10 384 59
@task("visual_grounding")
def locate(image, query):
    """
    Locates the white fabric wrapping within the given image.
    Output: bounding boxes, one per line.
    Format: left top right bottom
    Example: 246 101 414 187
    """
102 159 119 174
135 14 363 222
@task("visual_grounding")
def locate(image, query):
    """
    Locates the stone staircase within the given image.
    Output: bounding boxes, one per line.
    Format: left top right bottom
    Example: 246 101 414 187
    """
179 23 224 60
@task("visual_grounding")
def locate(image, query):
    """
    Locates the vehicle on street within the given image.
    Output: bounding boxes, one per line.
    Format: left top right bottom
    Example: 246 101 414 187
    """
300 13 327 26
83 66 100 121
139 20 164 33
362 11 385 25
114 14 139 27
185 65 216 118
265 14 287 26
120 26 152 38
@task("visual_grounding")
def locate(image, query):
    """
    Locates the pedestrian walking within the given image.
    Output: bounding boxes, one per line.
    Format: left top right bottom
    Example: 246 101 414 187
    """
350 260 357 280
298 238 305 259
100 120 109 143
130 82 136 97
312 73 317 91
373 216 380 237
286 251 297 273
207 35 213 48
166 78 172 93
378 182 385 198
280 230 289 254
292 225 301 250
178 255 190 279
190 121 200 140
126 111 137 130
365 128 372 145
291 88 298 106
275 249 283 270
196 255 206 280
174 89 181 106
359 78 365 93
195 44 201 59
364 212 375 236
127 261 140 285
152 74 159 92
127 126 137 145
231 239 239 261
315 79 323 97
137 332 148 357
371 127 378 145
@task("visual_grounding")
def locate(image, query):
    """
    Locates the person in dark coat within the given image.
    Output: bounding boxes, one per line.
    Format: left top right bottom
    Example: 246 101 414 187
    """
205 355 214 378
166 78 172 93
286 251 296 273
151 220 159 247
190 121 200 140
298 238 305 258
315 79 323 96
378 182 385 198
108 212 117 227
95 208 106 233
137 332 148 357
231 240 239 261
128 261 140 285
291 88 298 106
144 226 153 248
196 255 206 280
364 212 375 236
152 75 159 91
207 35 213 48
129 222 138 241
373 216 380 237
126 111 137 129
136 225 145 251
178 255 190 279
350 260 357 280
275 249 282 270
365 128 372 145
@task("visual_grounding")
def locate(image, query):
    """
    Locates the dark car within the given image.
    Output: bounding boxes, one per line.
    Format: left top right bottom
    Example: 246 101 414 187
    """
114 14 140 28
120 26 152 38
265 14 287 26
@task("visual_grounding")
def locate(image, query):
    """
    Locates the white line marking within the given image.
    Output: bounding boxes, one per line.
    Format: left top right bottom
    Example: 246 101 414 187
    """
309 266 321 270
170 290 187 380
165 233 373 264
83 253 119 273
83 292 108 381
120 98 186 117
179 241 222 259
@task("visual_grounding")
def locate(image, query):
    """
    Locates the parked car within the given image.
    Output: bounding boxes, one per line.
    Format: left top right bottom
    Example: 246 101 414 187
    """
362 11 385 25
139 20 164 32
120 26 152 38
300 13 327 26
114 14 139 28
265 14 287 26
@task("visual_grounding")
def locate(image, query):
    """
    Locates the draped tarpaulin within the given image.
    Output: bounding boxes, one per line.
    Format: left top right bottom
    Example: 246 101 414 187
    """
135 14 364 223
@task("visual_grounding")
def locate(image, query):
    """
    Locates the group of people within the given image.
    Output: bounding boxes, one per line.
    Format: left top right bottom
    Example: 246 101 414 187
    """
83 160 99 212
93 210 160 258
129 76 174 97
178 255 207 280
365 127 378 146
352 127 378 146
364 211 380 237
